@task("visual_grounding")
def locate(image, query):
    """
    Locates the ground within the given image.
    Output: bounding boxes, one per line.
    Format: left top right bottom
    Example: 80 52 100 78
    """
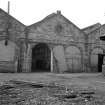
0 73 105 105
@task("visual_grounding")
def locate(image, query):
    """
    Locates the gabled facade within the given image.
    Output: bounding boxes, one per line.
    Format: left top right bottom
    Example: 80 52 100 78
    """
0 9 26 72
83 23 105 72
0 9 104 73
23 11 86 73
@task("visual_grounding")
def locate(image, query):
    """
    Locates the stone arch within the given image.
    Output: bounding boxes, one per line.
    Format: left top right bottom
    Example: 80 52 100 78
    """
65 46 82 72
90 47 104 72
31 43 51 72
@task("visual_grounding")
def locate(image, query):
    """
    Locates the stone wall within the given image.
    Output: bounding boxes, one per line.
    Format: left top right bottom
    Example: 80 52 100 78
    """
0 40 17 72
0 9 105 73
0 9 26 72
26 12 86 73
85 24 105 72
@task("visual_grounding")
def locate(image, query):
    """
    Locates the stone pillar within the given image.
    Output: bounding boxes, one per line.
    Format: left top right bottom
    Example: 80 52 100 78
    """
14 60 18 72
22 42 28 73
51 47 53 72
14 45 19 73
102 56 105 75
23 44 31 72
49 45 59 73
26 44 31 72
22 52 27 72
53 45 67 73
84 53 90 72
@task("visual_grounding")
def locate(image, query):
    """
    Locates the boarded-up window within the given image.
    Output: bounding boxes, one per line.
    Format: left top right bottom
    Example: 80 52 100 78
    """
0 40 15 61
65 46 81 72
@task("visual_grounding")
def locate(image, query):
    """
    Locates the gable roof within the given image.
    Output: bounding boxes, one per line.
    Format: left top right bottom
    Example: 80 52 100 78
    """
101 24 105 29
82 23 101 34
0 8 26 27
28 11 84 34
0 8 26 39
28 12 56 28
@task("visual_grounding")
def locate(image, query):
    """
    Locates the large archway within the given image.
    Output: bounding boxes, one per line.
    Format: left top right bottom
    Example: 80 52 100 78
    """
31 43 51 72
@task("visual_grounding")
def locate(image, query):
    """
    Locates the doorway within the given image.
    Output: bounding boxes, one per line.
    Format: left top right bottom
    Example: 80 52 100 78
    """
98 54 104 72
31 43 51 72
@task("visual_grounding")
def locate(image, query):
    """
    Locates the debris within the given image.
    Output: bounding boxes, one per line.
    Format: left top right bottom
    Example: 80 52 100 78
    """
0 80 104 105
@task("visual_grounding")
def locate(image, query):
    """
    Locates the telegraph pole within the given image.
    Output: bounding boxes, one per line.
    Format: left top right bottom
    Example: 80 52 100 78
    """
5 1 10 46
8 1 10 14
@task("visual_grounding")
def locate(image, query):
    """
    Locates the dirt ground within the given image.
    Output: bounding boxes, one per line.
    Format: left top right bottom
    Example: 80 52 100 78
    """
0 73 105 91
0 73 105 105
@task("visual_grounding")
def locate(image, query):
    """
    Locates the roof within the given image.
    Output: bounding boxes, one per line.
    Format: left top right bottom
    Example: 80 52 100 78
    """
0 8 26 27
82 23 101 34
28 12 56 28
27 11 84 35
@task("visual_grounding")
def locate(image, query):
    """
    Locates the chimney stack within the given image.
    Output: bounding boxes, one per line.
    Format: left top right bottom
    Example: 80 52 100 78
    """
57 10 61 15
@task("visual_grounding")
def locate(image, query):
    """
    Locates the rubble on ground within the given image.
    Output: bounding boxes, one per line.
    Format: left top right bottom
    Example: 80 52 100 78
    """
0 80 105 105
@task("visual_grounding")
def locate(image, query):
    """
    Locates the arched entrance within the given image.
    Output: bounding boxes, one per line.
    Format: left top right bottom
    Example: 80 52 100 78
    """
31 43 51 72
90 48 104 72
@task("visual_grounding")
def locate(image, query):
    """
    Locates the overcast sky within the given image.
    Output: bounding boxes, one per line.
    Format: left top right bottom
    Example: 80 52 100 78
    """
0 0 105 29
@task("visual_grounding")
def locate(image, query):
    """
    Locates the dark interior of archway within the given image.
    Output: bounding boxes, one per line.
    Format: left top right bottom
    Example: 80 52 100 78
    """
98 54 104 72
31 43 51 72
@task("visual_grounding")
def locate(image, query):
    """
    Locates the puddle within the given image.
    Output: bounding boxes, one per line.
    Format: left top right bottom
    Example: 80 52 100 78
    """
64 94 77 99
80 91 95 95
9 80 44 88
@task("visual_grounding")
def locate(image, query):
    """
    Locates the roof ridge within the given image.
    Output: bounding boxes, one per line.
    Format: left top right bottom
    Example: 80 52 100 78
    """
82 22 101 30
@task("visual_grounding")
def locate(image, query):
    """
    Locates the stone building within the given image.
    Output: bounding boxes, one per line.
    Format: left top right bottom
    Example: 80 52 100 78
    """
0 8 105 73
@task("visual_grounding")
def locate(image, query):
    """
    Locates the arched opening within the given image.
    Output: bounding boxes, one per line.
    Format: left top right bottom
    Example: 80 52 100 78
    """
90 48 104 72
65 46 82 72
31 43 51 72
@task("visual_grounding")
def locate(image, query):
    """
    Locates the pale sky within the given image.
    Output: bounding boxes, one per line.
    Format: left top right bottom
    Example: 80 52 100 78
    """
0 0 105 29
